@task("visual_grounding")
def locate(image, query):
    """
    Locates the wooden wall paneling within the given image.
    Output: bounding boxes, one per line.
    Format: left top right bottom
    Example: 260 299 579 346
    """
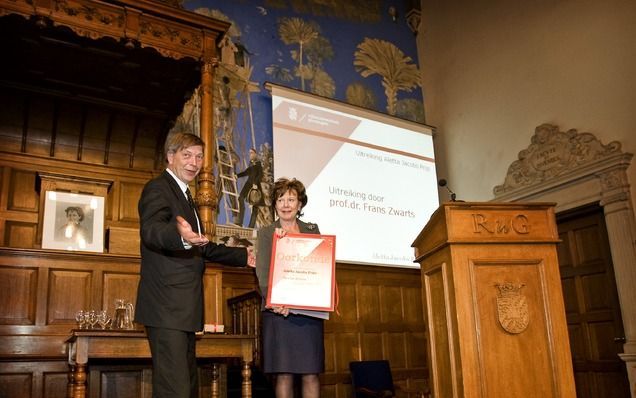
43 370 70 398
108 113 136 169
102 271 140 317
322 264 427 397
27 96 54 157
117 180 144 224
0 372 32 398
320 384 336 398
135 118 164 170
0 265 37 325
0 166 7 211
34 260 50 328
0 248 139 334
334 331 360 371
128 116 141 169
7 168 38 212
407 331 428 368
0 361 68 398
106 179 116 224
403 285 425 324
219 267 258 328
0 88 26 152
92 365 149 398
360 332 383 359
4 221 37 248
82 107 110 165
387 332 408 368
382 285 405 323
0 360 70 398
54 101 83 162
323 332 336 373
0 249 431 397
103 113 114 166
3 168 38 247
0 166 5 247
47 269 93 325
358 283 381 323
0 152 157 252
335 281 357 323
0 86 167 173
203 267 223 325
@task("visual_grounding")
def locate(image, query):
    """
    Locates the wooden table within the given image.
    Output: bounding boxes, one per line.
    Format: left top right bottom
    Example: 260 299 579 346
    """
66 330 254 398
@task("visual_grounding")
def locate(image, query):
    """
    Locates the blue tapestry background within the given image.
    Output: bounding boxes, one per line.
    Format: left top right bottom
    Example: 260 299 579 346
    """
180 0 423 229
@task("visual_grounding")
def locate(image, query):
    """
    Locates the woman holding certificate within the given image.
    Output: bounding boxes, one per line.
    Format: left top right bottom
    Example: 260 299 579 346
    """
256 177 324 398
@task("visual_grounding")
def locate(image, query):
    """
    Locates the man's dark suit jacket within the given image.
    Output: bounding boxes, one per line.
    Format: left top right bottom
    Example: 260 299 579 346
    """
135 170 247 332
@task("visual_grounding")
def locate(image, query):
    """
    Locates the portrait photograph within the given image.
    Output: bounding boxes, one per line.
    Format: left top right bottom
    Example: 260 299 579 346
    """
42 191 105 252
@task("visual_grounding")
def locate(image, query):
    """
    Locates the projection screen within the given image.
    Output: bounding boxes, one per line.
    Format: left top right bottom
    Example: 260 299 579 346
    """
270 84 438 267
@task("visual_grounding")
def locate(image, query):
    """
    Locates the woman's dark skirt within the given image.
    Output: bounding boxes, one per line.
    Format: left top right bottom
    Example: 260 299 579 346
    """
262 310 325 374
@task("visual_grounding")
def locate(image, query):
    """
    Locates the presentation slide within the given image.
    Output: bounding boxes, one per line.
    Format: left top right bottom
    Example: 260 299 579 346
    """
270 85 438 267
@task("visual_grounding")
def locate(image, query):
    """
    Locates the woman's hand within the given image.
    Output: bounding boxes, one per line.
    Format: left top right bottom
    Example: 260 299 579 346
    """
246 246 256 267
269 305 290 317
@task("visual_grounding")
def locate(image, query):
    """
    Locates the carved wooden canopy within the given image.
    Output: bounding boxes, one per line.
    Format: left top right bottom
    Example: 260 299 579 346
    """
0 0 229 61
0 0 229 117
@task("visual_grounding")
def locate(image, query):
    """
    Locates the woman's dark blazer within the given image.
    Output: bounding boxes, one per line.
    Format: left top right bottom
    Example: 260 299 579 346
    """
255 219 320 301
135 170 247 332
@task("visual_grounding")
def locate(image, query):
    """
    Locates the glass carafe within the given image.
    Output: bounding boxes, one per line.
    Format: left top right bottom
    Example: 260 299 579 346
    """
113 299 134 330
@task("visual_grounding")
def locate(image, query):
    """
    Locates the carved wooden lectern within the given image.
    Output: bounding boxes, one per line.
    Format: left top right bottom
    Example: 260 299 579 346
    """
412 202 576 397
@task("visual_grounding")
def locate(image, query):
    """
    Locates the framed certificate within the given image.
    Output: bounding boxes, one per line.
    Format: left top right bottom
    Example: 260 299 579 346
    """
266 233 336 312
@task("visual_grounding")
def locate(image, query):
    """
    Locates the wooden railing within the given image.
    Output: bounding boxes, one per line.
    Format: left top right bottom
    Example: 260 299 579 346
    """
227 290 262 367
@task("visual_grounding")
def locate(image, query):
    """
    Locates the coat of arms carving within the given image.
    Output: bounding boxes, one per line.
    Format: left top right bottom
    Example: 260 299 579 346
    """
496 283 529 334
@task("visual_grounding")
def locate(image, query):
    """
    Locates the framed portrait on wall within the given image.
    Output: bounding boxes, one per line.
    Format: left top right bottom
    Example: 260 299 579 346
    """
41 191 105 252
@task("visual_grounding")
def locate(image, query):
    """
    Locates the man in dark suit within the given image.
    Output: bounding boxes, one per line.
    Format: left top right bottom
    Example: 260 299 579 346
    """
235 147 263 228
135 132 255 398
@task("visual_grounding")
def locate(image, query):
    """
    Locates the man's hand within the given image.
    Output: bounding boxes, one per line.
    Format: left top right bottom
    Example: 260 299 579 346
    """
176 216 209 246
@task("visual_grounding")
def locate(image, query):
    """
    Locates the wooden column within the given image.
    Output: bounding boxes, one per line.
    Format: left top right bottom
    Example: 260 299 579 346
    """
197 32 220 238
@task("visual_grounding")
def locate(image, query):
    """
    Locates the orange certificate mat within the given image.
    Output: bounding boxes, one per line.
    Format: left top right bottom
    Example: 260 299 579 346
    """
266 233 336 312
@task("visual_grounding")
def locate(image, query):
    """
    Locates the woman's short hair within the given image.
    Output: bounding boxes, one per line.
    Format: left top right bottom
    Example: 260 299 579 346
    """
164 132 204 158
65 206 84 221
271 177 308 218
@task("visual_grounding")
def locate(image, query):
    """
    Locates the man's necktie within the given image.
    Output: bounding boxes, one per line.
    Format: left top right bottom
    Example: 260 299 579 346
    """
185 188 196 209
185 188 201 234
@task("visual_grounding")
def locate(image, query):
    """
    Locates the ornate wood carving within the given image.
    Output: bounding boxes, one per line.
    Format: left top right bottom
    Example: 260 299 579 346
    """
0 0 229 61
494 124 622 195
496 282 529 334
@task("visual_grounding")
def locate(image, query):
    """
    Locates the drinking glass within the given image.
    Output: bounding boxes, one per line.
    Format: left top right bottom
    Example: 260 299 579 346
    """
97 310 111 329
75 310 86 329
87 310 98 329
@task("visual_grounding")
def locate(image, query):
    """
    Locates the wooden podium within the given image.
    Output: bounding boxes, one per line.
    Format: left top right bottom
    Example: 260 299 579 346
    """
412 202 576 397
